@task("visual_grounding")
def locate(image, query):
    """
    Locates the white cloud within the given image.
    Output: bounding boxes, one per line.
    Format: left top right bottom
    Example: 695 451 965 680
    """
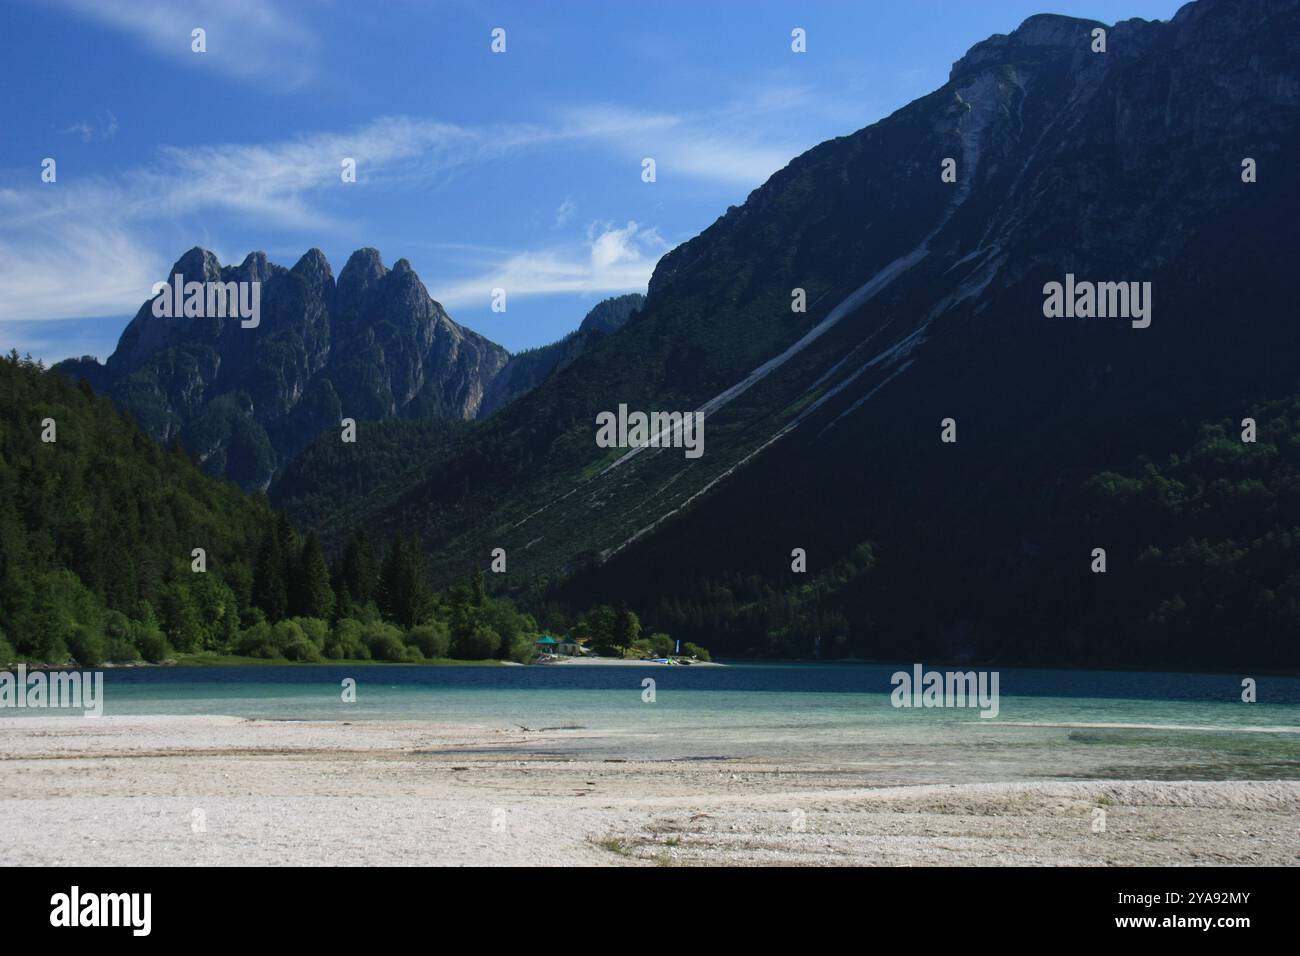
0 224 165 323
45 0 321 88
554 197 577 228
556 93 820 187
0 87 822 325
64 110 118 143
434 222 665 309
589 220 658 271
0 116 539 321
139 116 499 229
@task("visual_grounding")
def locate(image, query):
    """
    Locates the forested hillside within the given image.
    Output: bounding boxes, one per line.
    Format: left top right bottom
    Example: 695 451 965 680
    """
0 353 681 665
0 351 269 663
562 396 1300 669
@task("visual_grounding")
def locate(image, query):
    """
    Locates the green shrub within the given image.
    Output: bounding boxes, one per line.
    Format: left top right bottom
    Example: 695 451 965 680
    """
648 633 675 657
133 620 171 662
103 611 138 663
234 621 279 659
66 625 105 667
274 620 321 662
326 618 370 660
452 625 500 660
31 569 103 662
682 642 710 662
361 622 407 662
504 632 537 664
352 601 383 625
291 617 330 651
406 622 450 659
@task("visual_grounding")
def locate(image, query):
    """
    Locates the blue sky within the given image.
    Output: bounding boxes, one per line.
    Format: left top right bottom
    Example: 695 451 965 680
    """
0 0 1185 363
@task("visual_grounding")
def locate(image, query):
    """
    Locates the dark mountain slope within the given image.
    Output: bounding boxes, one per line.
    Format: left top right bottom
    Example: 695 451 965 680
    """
278 0 1299 668
558 0 1300 668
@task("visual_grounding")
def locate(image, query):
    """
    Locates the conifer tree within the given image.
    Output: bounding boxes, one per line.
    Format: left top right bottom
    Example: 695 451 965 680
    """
290 532 334 619
337 528 377 606
252 524 287 622
377 536 430 629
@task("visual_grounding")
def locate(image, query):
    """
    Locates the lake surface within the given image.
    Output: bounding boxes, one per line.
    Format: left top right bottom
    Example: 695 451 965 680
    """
9 662 1300 783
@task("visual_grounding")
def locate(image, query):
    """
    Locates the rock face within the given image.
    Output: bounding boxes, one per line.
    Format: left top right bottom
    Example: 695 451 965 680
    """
58 248 510 489
282 0 1300 665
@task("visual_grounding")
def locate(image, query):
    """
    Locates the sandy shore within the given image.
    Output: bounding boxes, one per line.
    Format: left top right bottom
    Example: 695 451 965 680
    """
1 715 1296 866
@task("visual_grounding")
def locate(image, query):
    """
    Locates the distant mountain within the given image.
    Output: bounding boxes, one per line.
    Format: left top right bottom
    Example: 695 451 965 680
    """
57 255 645 490
277 0 1300 668
56 247 511 489
478 293 643 417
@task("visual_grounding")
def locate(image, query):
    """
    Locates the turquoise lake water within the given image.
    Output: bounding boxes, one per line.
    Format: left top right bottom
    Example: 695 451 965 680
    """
7 662 1299 783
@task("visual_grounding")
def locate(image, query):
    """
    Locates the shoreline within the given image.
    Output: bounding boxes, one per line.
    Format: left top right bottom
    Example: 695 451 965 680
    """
1 715 1295 866
4 656 1292 678
2 655 721 670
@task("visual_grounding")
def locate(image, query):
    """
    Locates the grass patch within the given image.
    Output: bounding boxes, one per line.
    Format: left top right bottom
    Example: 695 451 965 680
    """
595 837 634 858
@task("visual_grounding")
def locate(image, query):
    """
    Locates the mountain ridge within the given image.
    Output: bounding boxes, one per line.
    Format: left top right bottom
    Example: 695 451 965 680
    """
56 249 641 489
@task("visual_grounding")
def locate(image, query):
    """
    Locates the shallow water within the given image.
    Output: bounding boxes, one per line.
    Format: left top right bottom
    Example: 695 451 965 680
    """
8 662 1299 783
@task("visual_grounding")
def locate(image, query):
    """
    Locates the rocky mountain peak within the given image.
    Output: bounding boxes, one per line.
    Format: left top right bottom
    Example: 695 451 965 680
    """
234 250 274 283
168 246 222 283
338 247 386 289
75 244 522 488
949 13 1105 83
292 248 334 287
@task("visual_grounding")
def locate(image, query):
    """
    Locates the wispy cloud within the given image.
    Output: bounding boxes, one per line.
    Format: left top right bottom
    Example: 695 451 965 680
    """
434 221 665 309
0 87 821 326
558 100 809 187
554 197 577 228
0 221 165 324
64 110 118 143
46 0 321 88
0 116 534 321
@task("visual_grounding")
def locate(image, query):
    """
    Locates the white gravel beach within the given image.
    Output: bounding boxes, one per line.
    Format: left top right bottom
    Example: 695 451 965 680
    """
1 715 1296 866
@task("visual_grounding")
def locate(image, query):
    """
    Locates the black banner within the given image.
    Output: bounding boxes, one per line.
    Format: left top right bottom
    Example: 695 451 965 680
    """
3 866 1287 941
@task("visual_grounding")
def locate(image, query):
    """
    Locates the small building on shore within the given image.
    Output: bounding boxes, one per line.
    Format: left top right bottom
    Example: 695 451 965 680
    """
535 634 582 656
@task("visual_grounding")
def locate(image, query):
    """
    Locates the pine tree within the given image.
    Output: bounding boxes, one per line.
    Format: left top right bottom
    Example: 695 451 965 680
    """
337 529 376 606
377 536 430 629
252 524 287 622
290 532 334 619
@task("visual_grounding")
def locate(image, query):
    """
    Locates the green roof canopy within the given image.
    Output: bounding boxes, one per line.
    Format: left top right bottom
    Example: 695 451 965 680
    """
535 636 559 645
